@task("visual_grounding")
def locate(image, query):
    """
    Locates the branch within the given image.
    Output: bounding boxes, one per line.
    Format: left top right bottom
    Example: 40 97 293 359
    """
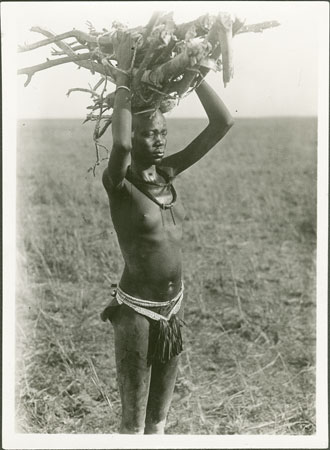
216 14 234 86
142 11 163 44
141 41 209 88
51 44 85 55
18 28 97 52
132 12 164 90
20 26 117 56
18 53 92 86
87 114 112 120
67 87 101 98
236 20 280 34
22 27 115 81
96 118 113 139
31 26 83 57
175 14 213 40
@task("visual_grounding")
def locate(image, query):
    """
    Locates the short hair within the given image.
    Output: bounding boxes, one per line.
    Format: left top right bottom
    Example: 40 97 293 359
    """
132 109 165 131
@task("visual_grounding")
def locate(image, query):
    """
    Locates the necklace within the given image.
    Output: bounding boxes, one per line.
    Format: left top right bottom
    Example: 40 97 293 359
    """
126 166 177 224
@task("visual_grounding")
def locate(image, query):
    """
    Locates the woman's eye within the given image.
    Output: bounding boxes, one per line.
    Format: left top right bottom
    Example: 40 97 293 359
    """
161 130 168 136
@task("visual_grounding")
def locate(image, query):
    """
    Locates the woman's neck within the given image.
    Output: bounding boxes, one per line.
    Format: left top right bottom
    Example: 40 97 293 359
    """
130 161 159 183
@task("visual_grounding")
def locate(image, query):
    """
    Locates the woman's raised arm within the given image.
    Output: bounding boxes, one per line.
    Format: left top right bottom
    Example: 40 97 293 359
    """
162 79 234 175
103 32 133 191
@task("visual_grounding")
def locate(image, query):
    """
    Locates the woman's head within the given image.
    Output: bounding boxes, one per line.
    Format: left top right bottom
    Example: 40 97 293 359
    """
131 109 167 167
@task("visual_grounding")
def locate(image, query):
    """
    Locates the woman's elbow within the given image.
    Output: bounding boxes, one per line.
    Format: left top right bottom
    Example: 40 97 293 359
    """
222 113 235 130
227 116 235 129
112 141 132 154
210 116 234 139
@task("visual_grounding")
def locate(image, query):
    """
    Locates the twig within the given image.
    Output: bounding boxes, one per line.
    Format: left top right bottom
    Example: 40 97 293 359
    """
93 75 108 142
30 27 85 58
277 351 298 391
92 77 106 91
248 354 280 378
87 156 109 176
228 259 245 320
66 87 101 99
29 239 52 276
18 53 92 86
88 74 110 175
143 11 162 44
51 44 85 55
87 357 113 412
243 420 277 432
132 12 164 90
22 359 31 397
282 365 315 386
236 20 280 34
26 27 114 79
18 28 97 52
86 114 112 121
97 118 113 139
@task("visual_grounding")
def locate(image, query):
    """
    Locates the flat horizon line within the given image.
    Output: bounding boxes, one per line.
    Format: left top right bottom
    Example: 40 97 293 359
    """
17 115 318 121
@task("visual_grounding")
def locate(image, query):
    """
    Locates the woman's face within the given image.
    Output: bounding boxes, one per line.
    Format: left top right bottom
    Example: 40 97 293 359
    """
131 110 167 166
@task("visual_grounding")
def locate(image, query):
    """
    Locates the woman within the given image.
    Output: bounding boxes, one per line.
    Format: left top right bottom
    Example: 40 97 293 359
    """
101 32 234 434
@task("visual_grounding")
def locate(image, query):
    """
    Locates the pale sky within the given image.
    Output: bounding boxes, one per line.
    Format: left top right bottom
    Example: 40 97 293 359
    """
3 1 327 118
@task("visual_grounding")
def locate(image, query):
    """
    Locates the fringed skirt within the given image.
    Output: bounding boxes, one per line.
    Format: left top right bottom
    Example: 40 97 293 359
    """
101 284 184 366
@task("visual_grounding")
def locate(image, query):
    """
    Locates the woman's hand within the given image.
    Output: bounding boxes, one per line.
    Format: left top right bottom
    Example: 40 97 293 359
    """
113 30 135 72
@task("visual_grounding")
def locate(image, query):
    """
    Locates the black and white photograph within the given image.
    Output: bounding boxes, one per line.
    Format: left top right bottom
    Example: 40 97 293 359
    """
2 1 328 448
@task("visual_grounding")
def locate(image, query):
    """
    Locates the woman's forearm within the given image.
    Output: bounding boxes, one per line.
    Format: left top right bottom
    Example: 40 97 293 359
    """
196 80 234 129
112 73 132 151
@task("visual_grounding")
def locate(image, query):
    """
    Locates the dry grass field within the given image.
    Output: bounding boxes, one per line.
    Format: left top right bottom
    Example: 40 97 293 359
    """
16 116 317 434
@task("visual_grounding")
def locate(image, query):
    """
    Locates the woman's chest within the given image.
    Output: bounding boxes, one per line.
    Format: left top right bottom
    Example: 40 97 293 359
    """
111 183 186 235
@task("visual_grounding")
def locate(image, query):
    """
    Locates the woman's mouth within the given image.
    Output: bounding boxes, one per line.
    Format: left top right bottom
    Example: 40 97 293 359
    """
153 149 164 157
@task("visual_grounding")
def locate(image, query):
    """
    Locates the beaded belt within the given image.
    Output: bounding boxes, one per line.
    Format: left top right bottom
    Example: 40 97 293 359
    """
116 283 184 321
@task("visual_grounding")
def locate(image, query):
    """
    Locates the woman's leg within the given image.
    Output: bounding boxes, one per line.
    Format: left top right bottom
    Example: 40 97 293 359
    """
144 308 184 434
144 355 180 434
112 305 151 434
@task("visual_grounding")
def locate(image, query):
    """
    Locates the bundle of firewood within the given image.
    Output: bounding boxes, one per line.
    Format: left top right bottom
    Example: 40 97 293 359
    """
18 11 279 169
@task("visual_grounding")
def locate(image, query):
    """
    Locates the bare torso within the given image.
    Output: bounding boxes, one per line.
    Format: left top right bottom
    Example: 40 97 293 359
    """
101 56 234 432
107 166 186 302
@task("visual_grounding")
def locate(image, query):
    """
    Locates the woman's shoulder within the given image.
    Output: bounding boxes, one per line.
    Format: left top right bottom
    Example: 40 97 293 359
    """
102 167 129 197
158 165 176 182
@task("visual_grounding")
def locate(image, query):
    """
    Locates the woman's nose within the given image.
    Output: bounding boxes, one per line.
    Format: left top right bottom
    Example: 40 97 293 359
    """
156 132 166 143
